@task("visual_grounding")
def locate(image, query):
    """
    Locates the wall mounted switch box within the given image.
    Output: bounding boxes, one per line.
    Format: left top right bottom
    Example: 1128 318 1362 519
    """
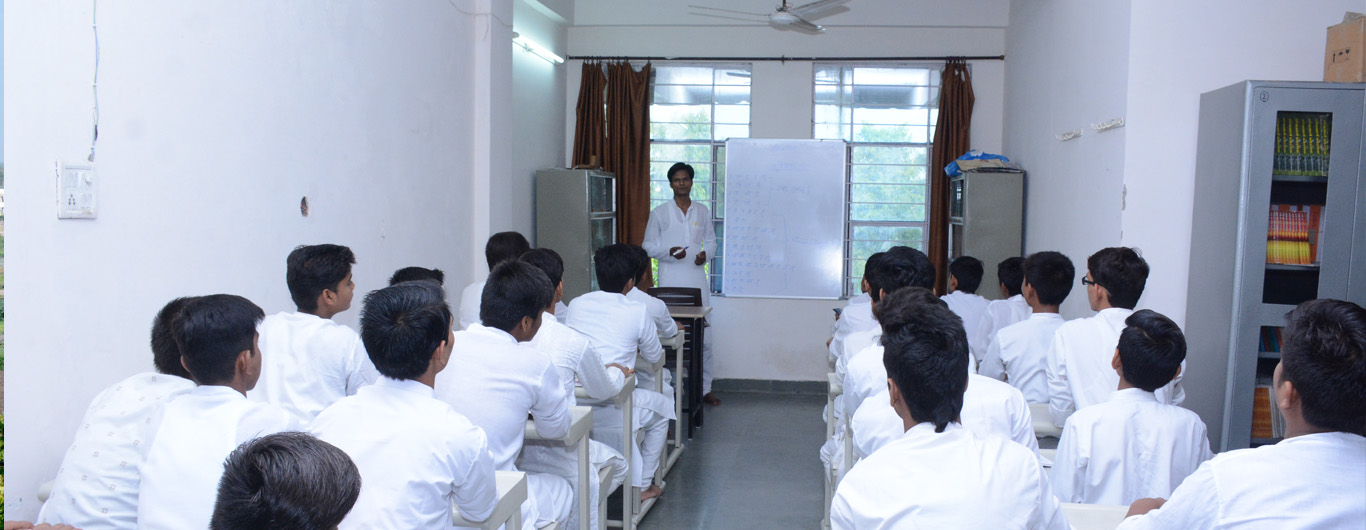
57 162 97 219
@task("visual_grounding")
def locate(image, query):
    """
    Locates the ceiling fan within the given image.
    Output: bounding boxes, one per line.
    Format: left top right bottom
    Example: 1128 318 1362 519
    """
689 0 850 33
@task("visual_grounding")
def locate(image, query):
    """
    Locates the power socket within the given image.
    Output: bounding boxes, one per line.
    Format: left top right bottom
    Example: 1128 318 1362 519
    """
57 162 97 219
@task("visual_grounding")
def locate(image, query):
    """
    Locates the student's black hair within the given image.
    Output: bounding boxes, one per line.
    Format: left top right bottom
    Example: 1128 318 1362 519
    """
880 292 970 433
997 256 1026 297
521 248 566 288
210 432 361 530
1086 247 1149 309
480 261 553 332
1116 310 1187 392
667 162 695 181
594 243 637 294
360 282 452 381
627 245 652 284
862 252 886 282
948 256 985 294
174 295 265 385
874 287 951 336
150 296 198 380
1023 251 1076 306
286 244 356 313
868 246 936 302
485 231 532 270
388 266 445 286
1280 299 1366 435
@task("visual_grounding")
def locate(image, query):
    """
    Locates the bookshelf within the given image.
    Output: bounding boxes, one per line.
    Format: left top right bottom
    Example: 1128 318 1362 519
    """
1185 81 1365 452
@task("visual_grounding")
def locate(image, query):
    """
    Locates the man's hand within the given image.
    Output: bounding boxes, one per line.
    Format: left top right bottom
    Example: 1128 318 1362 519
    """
1126 498 1166 518
607 363 634 377
694 250 707 266
669 246 687 260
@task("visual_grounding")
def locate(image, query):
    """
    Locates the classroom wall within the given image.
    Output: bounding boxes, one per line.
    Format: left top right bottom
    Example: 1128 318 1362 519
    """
508 0 570 241
566 0 1008 382
2 1 501 518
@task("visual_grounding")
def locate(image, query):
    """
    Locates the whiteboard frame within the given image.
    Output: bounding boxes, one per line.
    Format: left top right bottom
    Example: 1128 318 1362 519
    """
721 138 849 300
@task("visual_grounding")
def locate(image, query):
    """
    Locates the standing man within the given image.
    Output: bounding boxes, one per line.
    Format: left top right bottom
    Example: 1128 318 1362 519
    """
642 162 721 405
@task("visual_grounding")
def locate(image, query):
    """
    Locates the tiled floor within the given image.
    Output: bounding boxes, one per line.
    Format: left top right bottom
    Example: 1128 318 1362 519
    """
635 391 827 530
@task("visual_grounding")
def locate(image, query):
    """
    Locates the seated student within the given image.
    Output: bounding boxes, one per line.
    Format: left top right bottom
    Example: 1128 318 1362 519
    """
626 244 680 340
436 261 574 529
310 281 497 529
831 296 1068 530
828 252 885 363
1047 247 1184 427
979 251 1074 403
252 244 378 423
1052 309 1212 505
138 295 296 530
1118 299 1366 529
461 231 531 329
389 266 445 286
971 257 1032 361
517 248 631 530
210 432 361 530
848 288 1037 461
37 298 199 529
941 256 991 347
565 243 671 501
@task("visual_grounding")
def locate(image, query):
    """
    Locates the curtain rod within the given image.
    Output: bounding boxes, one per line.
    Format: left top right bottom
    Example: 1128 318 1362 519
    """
566 54 1004 62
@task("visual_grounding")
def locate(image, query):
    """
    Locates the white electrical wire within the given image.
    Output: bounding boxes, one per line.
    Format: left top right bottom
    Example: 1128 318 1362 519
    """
88 0 100 162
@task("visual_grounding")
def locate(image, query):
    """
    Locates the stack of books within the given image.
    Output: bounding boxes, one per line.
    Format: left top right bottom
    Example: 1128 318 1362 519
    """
1266 204 1322 265
1252 376 1286 440
1273 113 1331 177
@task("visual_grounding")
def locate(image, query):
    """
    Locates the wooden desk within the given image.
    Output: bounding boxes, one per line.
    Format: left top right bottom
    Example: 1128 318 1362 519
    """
523 406 594 530
452 470 527 530
668 305 711 437
1030 402 1062 438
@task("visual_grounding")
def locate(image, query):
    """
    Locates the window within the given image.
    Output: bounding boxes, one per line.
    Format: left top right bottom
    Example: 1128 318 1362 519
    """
814 64 940 296
649 64 752 293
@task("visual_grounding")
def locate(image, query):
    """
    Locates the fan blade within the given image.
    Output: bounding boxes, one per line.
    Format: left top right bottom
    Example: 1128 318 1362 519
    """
789 16 824 32
689 5 768 17
789 0 849 19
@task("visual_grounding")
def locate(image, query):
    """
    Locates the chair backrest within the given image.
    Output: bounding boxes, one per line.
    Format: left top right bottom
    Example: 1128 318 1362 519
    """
647 287 703 307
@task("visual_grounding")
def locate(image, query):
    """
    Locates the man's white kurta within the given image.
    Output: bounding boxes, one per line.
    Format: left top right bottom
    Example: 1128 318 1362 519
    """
137 386 294 530
941 290 990 348
851 374 1039 460
832 423 1068 530
1051 388 1213 505
626 287 679 339
1115 432 1365 530
459 280 485 330
642 200 715 307
312 377 498 530
970 294 1032 358
1046 308 1186 427
250 311 379 423
829 296 877 362
531 311 625 405
979 312 1064 403
38 372 194 530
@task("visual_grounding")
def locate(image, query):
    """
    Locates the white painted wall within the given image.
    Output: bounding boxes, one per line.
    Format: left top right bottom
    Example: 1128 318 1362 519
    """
2 1 498 518
510 0 570 242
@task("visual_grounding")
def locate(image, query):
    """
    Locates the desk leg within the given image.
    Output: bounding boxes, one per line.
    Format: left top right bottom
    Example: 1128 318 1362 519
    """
692 320 705 430
578 437 591 530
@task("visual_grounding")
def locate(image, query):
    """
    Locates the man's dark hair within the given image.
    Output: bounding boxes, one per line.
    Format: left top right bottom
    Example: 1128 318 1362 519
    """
627 245 652 284
521 248 565 288
1024 251 1075 306
868 246 936 302
881 293 970 433
997 257 1026 297
667 162 695 181
862 252 886 282
286 244 356 313
480 261 553 332
360 282 452 381
1117 310 1187 392
594 243 637 294
485 232 531 270
174 295 265 385
1280 299 1366 435
875 287 951 336
1087 247 1149 309
210 432 361 530
151 297 199 379
948 256 985 294
389 266 445 286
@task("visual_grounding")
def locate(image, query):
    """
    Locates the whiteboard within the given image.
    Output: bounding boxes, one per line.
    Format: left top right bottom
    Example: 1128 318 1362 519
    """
722 139 847 299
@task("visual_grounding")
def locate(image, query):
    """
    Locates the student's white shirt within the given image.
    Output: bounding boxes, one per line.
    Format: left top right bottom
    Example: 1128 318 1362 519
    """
137 386 295 530
1115 432 1366 530
835 329 880 388
941 290 991 348
459 280 485 330
842 343 887 422
1051 388 1213 505
626 286 679 339
829 295 876 362
971 294 1032 358
531 311 625 404
643 200 716 306
436 324 571 471
851 374 1039 460
980 312 1065 403
832 422 1068 530
1047 308 1186 427
251 311 380 423
38 372 194 530
312 377 497 529
565 291 663 370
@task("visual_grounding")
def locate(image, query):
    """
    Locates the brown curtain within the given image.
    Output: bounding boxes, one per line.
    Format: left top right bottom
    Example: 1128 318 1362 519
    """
603 61 653 246
571 61 606 167
928 60 975 295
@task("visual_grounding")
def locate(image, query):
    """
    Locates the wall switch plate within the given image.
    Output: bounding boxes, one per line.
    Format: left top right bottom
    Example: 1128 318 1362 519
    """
57 162 97 219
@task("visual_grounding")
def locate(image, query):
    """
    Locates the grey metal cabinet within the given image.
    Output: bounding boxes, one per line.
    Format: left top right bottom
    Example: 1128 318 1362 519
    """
535 169 617 301
948 170 1025 300
1186 81 1364 451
